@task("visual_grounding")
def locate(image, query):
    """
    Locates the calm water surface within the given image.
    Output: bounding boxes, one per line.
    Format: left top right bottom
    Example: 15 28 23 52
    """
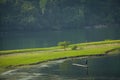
0 28 119 50
0 54 120 80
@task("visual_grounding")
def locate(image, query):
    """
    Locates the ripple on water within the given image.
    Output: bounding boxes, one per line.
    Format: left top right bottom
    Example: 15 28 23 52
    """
1 69 18 75
1 71 47 80
0 55 120 80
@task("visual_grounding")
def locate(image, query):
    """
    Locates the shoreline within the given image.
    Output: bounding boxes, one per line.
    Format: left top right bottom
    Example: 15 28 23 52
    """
0 40 120 73
0 53 106 74
1 51 120 74
13 47 120 67
4 50 117 71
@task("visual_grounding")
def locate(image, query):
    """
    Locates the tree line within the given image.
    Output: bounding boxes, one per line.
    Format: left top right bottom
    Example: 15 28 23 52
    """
0 0 120 32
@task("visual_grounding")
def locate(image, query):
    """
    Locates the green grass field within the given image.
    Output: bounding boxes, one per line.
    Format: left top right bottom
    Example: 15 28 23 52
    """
0 40 120 73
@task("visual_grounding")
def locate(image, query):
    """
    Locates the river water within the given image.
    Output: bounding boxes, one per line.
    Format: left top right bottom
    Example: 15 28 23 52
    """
0 54 120 80
1 27 119 50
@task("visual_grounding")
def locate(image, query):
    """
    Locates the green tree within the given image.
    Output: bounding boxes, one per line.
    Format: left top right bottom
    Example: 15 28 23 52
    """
58 41 70 51
71 45 78 50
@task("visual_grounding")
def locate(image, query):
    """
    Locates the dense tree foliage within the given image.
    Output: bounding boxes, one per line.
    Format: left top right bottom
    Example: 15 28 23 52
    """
0 0 120 31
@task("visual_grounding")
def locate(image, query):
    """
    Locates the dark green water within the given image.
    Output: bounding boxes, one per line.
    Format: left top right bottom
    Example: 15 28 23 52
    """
0 54 120 80
0 27 119 50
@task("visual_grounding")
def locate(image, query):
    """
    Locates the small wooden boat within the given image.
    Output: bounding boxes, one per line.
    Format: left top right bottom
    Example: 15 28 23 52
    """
72 63 88 68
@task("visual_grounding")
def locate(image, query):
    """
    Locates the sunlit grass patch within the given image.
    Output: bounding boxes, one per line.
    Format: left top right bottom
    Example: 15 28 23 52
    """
0 40 120 73
0 44 119 67
0 40 120 55
71 40 120 46
0 47 58 55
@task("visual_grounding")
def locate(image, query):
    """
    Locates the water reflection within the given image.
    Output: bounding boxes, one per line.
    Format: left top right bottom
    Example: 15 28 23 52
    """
0 54 120 80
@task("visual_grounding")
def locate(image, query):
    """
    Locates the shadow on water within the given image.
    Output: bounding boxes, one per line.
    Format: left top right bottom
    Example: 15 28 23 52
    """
0 54 120 80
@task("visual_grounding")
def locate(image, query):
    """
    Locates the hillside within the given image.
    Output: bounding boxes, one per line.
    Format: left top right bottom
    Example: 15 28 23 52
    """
0 0 120 31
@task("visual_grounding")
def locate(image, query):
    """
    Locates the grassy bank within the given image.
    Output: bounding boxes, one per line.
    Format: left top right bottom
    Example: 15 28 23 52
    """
0 40 120 73
0 47 58 55
0 40 120 55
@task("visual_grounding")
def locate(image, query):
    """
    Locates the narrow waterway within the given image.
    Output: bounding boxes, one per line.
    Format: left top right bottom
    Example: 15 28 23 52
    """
0 54 120 80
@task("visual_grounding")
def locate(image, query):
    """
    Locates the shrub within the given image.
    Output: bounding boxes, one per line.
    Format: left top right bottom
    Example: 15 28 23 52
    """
71 45 78 50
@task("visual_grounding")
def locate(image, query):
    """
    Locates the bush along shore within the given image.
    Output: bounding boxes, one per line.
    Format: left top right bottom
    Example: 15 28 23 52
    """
0 40 120 73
